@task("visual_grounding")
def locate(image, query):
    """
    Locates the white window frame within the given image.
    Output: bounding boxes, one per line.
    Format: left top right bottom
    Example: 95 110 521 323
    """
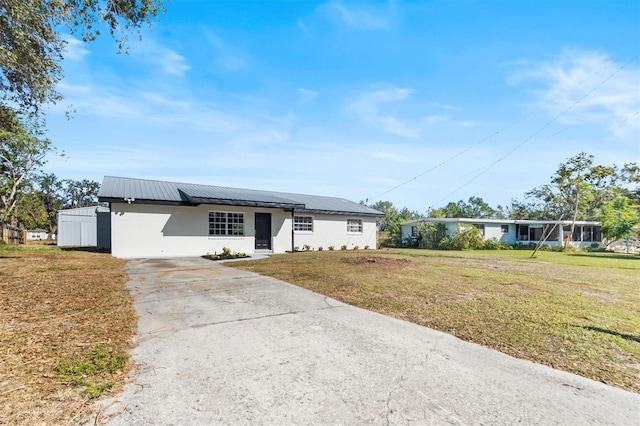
209 211 244 236
347 218 363 233
294 216 314 232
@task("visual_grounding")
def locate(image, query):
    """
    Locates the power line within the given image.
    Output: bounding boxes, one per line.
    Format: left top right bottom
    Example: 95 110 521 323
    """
367 54 637 203
428 54 639 208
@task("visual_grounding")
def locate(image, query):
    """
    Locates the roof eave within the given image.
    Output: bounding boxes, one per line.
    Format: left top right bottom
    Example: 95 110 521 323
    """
99 197 198 206
188 197 304 210
296 208 384 217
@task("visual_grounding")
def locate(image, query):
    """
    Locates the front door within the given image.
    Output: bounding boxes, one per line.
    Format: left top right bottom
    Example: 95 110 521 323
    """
255 213 272 250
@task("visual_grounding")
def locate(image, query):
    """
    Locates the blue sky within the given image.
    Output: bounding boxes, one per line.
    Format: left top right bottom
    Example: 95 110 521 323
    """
44 0 640 213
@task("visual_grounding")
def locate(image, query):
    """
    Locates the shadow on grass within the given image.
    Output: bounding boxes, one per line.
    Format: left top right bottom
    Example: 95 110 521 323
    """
583 326 640 343
568 252 639 260
60 247 110 254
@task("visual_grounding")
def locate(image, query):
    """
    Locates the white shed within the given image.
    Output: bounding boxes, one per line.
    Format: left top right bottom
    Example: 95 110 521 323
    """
57 206 111 248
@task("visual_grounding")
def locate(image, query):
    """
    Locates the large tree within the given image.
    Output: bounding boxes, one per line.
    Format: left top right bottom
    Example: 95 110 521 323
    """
553 152 595 239
364 200 420 246
430 196 496 219
367 200 399 232
62 178 100 209
1 0 164 113
0 107 52 224
12 189 47 230
510 153 636 224
599 197 639 249
35 173 63 235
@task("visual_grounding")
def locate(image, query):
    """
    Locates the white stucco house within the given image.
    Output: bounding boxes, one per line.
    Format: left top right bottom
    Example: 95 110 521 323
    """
98 176 383 259
401 217 603 249
26 228 49 240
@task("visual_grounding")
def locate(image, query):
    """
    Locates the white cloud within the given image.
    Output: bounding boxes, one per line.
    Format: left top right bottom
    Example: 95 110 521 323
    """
328 1 388 29
458 120 478 127
158 49 190 76
347 86 419 138
203 30 247 70
308 0 391 31
442 104 461 111
297 18 309 33
370 151 414 163
54 83 143 118
62 35 90 61
123 38 190 77
510 50 640 136
298 88 318 103
361 175 398 186
424 114 449 124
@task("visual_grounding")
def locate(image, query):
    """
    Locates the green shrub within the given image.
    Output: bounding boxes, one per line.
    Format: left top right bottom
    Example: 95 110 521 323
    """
513 242 536 250
340 245 347 251
303 244 311 251
328 246 335 251
353 245 359 250
401 234 418 248
482 238 505 250
417 222 447 249
364 245 370 250
437 236 455 250
456 226 485 250
318 246 323 251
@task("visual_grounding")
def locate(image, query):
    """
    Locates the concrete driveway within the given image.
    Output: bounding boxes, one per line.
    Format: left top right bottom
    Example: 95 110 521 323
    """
101 257 639 425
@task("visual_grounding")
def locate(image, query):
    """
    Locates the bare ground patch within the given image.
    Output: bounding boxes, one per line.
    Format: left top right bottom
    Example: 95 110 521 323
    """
342 256 415 269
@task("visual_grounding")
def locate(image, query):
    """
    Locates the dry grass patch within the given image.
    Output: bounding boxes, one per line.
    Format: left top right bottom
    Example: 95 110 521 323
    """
0 245 136 425
229 249 640 394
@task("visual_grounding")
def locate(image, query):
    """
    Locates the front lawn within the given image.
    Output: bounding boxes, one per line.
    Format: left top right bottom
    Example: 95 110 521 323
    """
229 248 640 394
0 245 136 424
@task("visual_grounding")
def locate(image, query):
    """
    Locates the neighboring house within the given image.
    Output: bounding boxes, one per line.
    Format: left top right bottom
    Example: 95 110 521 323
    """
26 228 49 240
57 206 111 249
402 218 603 249
97 176 383 259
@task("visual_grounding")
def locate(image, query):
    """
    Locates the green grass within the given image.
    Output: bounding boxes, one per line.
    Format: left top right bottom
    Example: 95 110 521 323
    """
55 344 127 398
229 248 640 393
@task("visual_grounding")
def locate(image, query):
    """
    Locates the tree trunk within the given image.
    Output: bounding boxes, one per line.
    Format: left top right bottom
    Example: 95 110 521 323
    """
567 172 582 248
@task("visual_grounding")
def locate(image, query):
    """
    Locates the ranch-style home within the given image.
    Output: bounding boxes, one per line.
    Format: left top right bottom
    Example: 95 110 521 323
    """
401 217 603 249
98 176 383 259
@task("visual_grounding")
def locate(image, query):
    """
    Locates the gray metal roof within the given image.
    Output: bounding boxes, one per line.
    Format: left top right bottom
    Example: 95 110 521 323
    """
98 176 383 217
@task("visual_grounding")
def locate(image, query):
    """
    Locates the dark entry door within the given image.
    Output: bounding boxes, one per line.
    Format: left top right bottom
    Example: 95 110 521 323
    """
255 213 272 250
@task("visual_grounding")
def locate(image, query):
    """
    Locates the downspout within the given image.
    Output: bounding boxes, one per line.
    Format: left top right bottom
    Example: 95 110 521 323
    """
291 209 295 252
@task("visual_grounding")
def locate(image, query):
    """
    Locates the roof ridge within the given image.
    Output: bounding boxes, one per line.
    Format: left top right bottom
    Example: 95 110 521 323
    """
104 176 356 202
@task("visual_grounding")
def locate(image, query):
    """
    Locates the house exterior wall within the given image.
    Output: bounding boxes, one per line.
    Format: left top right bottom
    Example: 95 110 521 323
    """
27 230 49 240
110 202 292 258
292 213 377 250
109 203 378 258
484 223 512 243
